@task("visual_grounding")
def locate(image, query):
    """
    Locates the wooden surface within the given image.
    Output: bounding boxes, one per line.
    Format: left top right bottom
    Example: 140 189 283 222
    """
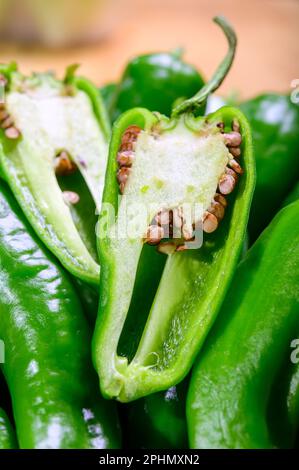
0 0 298 99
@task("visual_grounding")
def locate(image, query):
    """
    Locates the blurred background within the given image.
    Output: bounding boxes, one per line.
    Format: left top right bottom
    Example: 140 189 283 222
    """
0 0 298 99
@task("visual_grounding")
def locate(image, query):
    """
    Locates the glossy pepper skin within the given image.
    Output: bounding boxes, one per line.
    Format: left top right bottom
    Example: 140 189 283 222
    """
0 408 17 449
187 200 299 449
93 17 255 402
109 50 205 121
239 94 299 243
0 184 120 449
0 64 110 285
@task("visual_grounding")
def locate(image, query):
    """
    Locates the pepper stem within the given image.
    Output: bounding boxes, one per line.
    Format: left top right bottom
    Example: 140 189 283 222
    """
172 16 237 117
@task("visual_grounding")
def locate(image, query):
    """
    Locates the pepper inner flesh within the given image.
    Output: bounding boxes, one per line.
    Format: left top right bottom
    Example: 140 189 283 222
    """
0 71 108 282
108 116 243 374
115 118 242 253
5 73 108 209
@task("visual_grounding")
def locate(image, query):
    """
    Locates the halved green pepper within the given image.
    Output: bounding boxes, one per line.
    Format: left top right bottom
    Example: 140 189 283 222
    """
93 16 255 402
0 64 110 285
187 200 299 449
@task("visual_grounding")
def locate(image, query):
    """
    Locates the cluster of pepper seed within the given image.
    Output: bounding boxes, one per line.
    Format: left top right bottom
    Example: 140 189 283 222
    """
0 74 21 140
54 150 80 206
116 125 141 193
116 120 243 254
217 119 243 194
193 119 243 239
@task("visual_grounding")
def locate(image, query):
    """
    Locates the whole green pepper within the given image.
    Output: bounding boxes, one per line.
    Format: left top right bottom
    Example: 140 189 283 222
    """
0 64 110 285
93 16 255 402
187 200 299 449
239 94 299 242
0 408 17 449
109 50 205 121
0 183 120 449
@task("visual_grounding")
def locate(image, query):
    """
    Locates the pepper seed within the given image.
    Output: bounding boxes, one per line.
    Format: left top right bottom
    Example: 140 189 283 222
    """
145 225 164 245
54 151 77 176
232 119 240 132
218 173 236 195
208 201 225 220
229 147 241 158
117 150 134 167
63 191 80 205
5 127 21 139
1 116 14 130
223 131 242 147
214 193 228 208
202 212 218 233
0 110 9 121
228 158 243 174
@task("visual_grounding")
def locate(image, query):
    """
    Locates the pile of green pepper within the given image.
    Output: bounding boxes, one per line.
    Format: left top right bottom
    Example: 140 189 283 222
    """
0 15 298 450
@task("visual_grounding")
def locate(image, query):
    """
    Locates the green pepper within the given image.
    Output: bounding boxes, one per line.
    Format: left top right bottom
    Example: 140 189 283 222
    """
0 64 110 285
187 200 299 449
109 49 205 122
124 382 188 448
0 183 120 449
93 16 255 402
0 408 17 449
239 94 299 242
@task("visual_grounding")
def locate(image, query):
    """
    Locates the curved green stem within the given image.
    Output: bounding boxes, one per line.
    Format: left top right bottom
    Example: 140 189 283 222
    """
172 16 237 117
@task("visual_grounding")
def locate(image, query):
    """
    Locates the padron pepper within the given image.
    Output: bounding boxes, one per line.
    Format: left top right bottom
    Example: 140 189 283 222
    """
0 63 110 285
93 16 255 402
0 183 120 448
109 49 205 122
0 408 17 449
187 200 299 449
